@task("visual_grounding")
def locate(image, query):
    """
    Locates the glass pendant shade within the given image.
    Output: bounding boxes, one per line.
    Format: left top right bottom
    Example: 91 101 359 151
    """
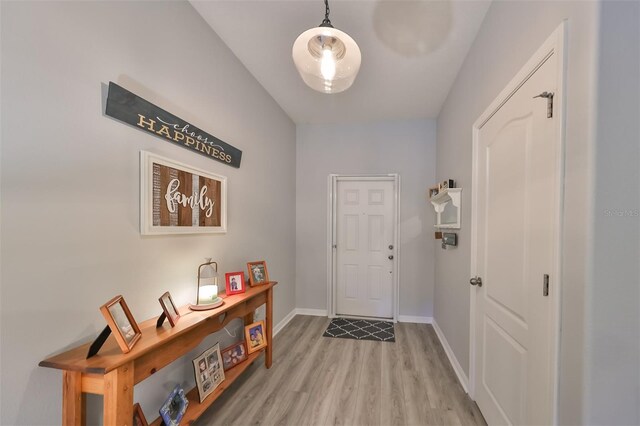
292 26 361 94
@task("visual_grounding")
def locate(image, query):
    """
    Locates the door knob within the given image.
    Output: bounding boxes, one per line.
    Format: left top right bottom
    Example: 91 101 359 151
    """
388 245 394 250
388 255 394 260
470 277 483 287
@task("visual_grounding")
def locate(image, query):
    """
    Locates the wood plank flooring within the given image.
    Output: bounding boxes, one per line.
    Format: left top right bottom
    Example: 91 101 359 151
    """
197 316 486 426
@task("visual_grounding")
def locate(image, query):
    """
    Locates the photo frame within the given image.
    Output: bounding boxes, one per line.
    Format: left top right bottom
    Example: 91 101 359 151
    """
133 403 148 426
99 295 142 354
245 320 267 354
192 342 225 403
428 185 439 199
158 291 180 327
140 151 227 235
246 261 269 287
159 385 188 426
225 271 246 296
221 342 248 371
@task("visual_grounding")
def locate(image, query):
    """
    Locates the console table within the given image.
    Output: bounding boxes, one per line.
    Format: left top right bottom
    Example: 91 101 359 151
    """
39 281 276 425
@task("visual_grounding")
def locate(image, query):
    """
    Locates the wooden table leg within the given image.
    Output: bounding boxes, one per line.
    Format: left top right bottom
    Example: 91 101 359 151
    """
265 286 273 368
103 361 133 426
62 370 84 426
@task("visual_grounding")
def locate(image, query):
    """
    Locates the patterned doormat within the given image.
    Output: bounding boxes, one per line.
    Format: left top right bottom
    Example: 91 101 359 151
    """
323 318 395 342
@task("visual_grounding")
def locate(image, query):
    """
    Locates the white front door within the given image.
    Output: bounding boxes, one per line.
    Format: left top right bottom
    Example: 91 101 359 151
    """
335 178 395 319
472 41 561 424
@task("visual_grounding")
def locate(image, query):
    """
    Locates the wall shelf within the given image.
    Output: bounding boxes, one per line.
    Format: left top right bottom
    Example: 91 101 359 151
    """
430 188 461 229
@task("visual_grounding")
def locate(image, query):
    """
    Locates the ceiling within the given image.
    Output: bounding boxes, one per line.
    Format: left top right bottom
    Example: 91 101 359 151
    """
191 1 491 124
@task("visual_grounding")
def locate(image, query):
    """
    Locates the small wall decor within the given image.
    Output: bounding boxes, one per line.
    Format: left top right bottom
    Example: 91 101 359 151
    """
158 291 180 327
141 151 227 235
106 82 242 168
245 320 267 354
428 185 440 199
221 341 248 371
133 403 148 426
99 295 142 354
246 261 269 287
159 385 189 426
225 271 246 296
192 343 225 403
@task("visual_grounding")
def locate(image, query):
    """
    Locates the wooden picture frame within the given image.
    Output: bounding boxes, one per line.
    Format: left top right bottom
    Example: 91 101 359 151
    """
159 385 188 426
192 343 225 403
245 320 267 354
158 291 180 327
221 341 248 371
99 295 142 354
246 261 269 287
140 151 227 235
133 403 148 426
225 271 246 296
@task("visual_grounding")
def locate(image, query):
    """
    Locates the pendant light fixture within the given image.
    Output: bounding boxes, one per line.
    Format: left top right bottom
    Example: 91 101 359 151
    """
292 0 361 94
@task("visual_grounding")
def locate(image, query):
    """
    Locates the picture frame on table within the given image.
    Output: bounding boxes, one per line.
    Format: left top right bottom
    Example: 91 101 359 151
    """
246 261 269 287
221 341 248 371
428 185 439 199
192 343 225 403
159 385 188 426
99 295 142 354
225 271 246 296
133 403 148 426
158 291 180 327
245 320 267 354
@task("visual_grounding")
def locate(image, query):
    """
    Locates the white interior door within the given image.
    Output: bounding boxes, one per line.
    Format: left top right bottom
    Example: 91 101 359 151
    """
335 178 395 319
473 48 560 424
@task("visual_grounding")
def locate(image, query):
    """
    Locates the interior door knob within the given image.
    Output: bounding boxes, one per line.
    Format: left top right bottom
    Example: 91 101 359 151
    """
470 277 483 287
388 255 394 260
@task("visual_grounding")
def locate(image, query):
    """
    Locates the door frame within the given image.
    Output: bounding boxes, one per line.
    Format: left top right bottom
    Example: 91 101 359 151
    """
469 22 566 424
327 174 400 322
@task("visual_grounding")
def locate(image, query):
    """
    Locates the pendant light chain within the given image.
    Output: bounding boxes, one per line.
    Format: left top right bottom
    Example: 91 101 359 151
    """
320 0 333 27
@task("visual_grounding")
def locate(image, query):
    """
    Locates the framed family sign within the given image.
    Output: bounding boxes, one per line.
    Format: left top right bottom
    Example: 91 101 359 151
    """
140 151 227 235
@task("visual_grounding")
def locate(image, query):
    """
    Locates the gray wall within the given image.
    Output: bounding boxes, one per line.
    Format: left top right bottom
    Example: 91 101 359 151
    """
587 1 640 424
296 120 436 319
434 1 600 424
0 2 296 424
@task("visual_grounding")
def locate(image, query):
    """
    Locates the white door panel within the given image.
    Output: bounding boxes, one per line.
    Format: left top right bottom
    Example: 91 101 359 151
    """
336 179 394 319
474 50 557 426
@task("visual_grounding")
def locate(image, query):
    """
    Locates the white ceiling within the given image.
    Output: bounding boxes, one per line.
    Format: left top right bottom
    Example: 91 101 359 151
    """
191 1 491 124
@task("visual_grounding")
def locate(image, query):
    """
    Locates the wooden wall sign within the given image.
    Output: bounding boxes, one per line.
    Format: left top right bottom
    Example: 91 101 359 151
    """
140 151 227 235
106 82 242 168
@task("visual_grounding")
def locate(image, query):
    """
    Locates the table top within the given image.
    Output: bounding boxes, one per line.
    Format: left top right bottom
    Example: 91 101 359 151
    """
39 282 276 374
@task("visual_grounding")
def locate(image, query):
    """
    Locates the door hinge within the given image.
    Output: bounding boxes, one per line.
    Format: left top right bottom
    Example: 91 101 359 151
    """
543 274 550 297
533 91 554 118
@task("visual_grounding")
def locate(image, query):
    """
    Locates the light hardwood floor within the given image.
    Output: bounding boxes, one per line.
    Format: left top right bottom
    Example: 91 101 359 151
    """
198 315 486 426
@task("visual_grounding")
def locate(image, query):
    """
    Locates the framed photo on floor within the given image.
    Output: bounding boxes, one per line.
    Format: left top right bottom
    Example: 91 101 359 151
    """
159 385 188 426
225 271 246 296
246 261 269 287
99 295 142 353
221 341 248 371
192 342 225 403
133 403 148 426
245 320 267 354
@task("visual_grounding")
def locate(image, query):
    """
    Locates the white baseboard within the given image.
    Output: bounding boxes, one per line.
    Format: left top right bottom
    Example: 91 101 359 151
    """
295 308 328 317
273 308 297 336
397 315 433 324
432 319 469 393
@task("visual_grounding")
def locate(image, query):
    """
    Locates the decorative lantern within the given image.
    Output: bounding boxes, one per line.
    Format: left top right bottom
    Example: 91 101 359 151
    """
189 258 224 311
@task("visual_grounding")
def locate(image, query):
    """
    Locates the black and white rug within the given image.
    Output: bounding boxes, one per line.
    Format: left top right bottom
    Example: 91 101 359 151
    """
323 318 395 342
